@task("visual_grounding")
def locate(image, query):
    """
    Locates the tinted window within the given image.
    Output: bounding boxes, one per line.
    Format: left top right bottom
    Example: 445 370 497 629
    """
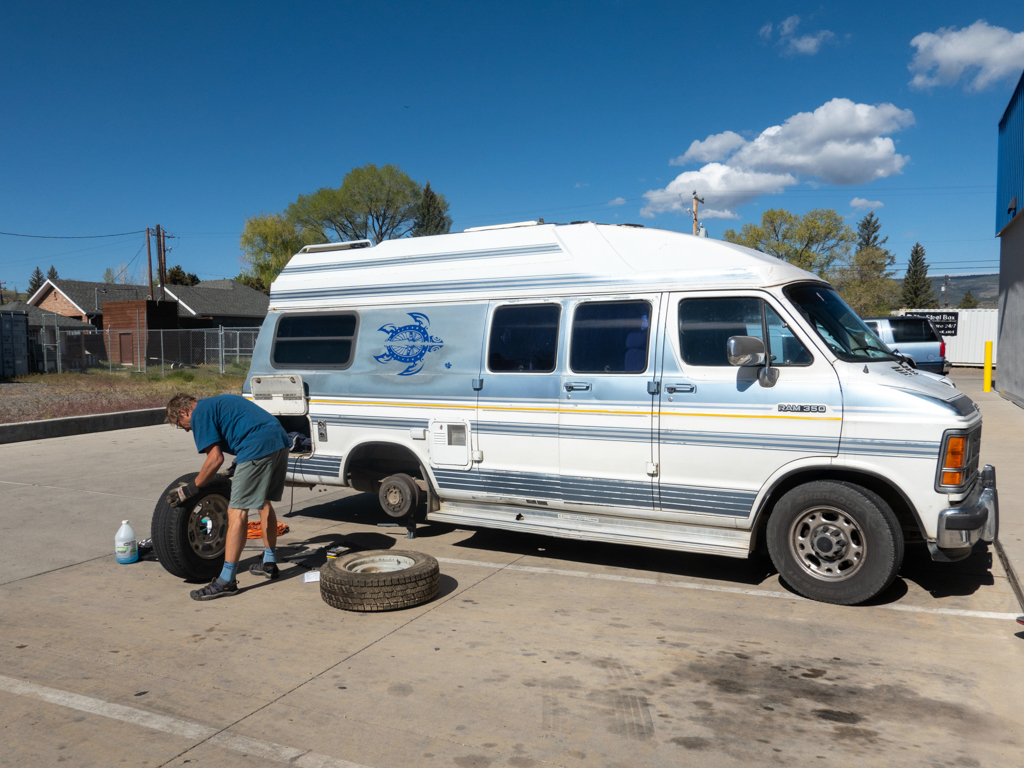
891 318 939 343
765 304 813 365
273 313 357 368
784 284 894 362
488 304 560 372
679 297 763 367
570 301 650 373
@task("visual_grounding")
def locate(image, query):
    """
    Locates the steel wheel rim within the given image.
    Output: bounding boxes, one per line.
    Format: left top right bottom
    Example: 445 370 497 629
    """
187 495 229 560
788 505 865 582
343 554 416 574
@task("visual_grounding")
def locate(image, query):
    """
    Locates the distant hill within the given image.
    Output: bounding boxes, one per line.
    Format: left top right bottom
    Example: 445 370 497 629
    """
895 273 999 308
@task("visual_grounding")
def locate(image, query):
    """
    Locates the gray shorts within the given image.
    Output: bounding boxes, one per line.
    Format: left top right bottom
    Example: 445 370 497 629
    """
229 447 289 510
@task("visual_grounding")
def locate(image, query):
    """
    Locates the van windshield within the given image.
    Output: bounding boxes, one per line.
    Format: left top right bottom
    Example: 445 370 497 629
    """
784 283 895 362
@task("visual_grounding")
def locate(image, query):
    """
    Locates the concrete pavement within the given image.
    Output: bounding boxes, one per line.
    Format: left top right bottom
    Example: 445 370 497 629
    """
1 408 1022 767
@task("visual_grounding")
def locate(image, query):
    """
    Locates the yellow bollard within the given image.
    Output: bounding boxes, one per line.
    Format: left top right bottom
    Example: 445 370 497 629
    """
983 341 993 392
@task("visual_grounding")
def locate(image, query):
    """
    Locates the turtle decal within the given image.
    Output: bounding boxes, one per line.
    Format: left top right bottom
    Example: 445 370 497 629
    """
374 313 445 375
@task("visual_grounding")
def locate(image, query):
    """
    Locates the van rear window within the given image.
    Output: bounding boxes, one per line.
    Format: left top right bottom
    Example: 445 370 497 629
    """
488 304 560 373
272 313 358 368
891 318 939 343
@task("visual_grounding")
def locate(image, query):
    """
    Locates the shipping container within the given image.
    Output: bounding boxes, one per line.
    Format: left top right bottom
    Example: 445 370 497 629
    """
1 311 30 378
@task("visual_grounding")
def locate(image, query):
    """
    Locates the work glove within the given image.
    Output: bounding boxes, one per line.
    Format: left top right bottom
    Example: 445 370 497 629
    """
166 480 199 507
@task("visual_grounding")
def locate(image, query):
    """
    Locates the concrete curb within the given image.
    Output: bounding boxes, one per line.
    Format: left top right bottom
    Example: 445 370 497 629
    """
995 539 1024 613
0 408 165 444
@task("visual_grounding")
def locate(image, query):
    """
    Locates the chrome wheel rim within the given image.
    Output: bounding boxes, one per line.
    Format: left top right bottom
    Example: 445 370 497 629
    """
788 506 865 582
343 554 415 574
187 495 229 560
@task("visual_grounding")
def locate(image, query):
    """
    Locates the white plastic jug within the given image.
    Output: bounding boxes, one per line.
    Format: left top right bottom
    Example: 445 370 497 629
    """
115 520 138 564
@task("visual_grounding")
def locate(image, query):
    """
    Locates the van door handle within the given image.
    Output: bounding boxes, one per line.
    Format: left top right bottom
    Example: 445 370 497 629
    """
666 383 695 394
564 382 591 392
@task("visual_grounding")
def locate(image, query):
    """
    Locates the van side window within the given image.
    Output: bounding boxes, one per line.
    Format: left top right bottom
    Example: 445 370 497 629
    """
570 300 650 373
891 318 938 343
272 313 358 368
679 298 811 367
765 305 813 365
488 304 560 372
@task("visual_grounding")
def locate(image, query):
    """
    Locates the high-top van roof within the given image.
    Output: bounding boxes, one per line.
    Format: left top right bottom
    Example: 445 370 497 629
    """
269 222 821 310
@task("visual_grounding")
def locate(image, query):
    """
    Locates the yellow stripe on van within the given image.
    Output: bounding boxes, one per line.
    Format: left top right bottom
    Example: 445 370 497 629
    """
296 397 840 421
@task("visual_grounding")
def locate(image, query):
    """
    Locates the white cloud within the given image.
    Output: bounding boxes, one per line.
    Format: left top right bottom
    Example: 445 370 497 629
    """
641 164 797 220
851 197 884 210
909 20 1024 91
759 22 773 41
608 197 626 206
642 98 913 220
672 131 746 165
788 30 836 56
574 182 589 188
780 15 800 36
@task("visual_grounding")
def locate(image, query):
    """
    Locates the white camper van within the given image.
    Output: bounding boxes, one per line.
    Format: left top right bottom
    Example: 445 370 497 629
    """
167 222 999 605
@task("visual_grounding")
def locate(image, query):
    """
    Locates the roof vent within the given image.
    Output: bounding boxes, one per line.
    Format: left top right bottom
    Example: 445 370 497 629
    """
1009 195 1018 216
299 240 372 254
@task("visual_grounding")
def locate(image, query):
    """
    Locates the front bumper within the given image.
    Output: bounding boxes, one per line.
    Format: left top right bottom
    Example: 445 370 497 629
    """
930 465 998 561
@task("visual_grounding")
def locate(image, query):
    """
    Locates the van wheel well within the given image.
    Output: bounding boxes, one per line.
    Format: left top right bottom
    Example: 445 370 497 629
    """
345 442 425 495
752 469 924 553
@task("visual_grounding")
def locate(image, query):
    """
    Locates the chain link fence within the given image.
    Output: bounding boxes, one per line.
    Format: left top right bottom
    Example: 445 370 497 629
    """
36 327 259 376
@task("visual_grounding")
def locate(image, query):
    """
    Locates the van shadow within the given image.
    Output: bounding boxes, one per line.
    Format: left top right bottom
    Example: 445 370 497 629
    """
450 527 777 587
282 492 458 539
896 542 994 599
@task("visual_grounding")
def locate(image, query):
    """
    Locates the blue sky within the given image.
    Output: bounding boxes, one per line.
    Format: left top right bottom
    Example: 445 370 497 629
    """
2 1 1022 291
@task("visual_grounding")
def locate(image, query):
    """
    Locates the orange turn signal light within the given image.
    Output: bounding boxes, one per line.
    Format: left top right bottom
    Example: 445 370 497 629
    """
942 471 963 486
944 437 966 469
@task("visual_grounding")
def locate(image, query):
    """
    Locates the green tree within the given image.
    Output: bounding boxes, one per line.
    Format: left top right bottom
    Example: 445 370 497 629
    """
166 264 200 286
958 290 979 309
722 208 854 277
901 242 935 309
411 181 453 237
286 163 424 244
856 211 888 251
103 268 117 284
46 266 59 281
234 273 270 295
238 212 320 290
832 245 900 316
27 267 45 294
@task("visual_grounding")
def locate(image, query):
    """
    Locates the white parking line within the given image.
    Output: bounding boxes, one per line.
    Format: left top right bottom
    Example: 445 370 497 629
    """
0 675 370 768
436 558 1020 621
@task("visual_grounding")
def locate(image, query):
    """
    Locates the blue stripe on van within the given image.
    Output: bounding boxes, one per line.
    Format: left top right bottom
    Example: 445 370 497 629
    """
431 468 754 517
838 437 940 459
282 244 564 275
287 456 342 477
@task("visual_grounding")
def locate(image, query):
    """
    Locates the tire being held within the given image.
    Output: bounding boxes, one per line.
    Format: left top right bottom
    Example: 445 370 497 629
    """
151 472 232 582
320 549 440 612
766 480 904 605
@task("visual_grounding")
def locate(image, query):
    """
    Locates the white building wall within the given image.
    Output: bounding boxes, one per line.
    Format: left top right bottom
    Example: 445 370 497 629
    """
908 308 999 366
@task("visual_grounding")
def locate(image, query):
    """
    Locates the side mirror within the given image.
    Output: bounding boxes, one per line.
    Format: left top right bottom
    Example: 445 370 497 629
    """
727 336 766 367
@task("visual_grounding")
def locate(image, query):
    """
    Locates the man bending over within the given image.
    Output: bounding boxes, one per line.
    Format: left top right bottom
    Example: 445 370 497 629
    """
165 392 290 601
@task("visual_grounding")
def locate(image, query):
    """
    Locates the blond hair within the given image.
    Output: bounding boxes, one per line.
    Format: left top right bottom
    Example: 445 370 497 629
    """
165 393 197 425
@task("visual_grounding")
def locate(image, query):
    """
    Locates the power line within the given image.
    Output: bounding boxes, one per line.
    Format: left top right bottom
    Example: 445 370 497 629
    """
0 229 147 239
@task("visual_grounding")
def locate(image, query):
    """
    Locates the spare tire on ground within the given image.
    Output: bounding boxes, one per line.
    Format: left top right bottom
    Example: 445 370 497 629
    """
320 550 440 612
152 472 232 582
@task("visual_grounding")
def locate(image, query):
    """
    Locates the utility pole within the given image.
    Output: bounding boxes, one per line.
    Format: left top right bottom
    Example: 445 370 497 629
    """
943 274 950 308
146 227 153 300
691 190 705 236
0 281 6 304
155 225 165 301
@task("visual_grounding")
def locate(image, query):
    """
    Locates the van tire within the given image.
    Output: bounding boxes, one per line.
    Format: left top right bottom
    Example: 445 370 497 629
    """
379 474 419 518
319 550 440 612
152 473 232 582
766 480 903 605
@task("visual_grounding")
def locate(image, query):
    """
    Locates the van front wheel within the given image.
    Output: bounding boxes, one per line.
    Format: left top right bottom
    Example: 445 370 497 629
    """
766 481 903 605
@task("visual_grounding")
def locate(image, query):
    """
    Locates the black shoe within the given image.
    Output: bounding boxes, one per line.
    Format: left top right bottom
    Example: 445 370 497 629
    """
190 579 238 601
249 562 280 580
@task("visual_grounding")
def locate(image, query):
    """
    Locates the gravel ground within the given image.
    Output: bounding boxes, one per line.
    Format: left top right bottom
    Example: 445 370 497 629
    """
0 371 244 424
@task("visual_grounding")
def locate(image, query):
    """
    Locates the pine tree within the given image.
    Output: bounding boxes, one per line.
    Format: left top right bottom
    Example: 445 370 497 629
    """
901 243 935 309
46 265 59 281
958 290 979 309
27 267 45 295
411 182 453 237
856 211 888 251
166 264 200 286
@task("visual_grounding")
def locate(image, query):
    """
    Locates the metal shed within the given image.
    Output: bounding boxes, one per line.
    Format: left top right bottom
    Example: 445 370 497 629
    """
1 310 29 378
997 69 1024 407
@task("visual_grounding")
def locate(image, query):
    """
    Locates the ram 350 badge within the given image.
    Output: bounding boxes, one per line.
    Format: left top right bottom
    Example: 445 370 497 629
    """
778 404 827 413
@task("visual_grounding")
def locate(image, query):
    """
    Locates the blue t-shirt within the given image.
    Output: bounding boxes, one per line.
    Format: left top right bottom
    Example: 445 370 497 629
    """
190 395 289 463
